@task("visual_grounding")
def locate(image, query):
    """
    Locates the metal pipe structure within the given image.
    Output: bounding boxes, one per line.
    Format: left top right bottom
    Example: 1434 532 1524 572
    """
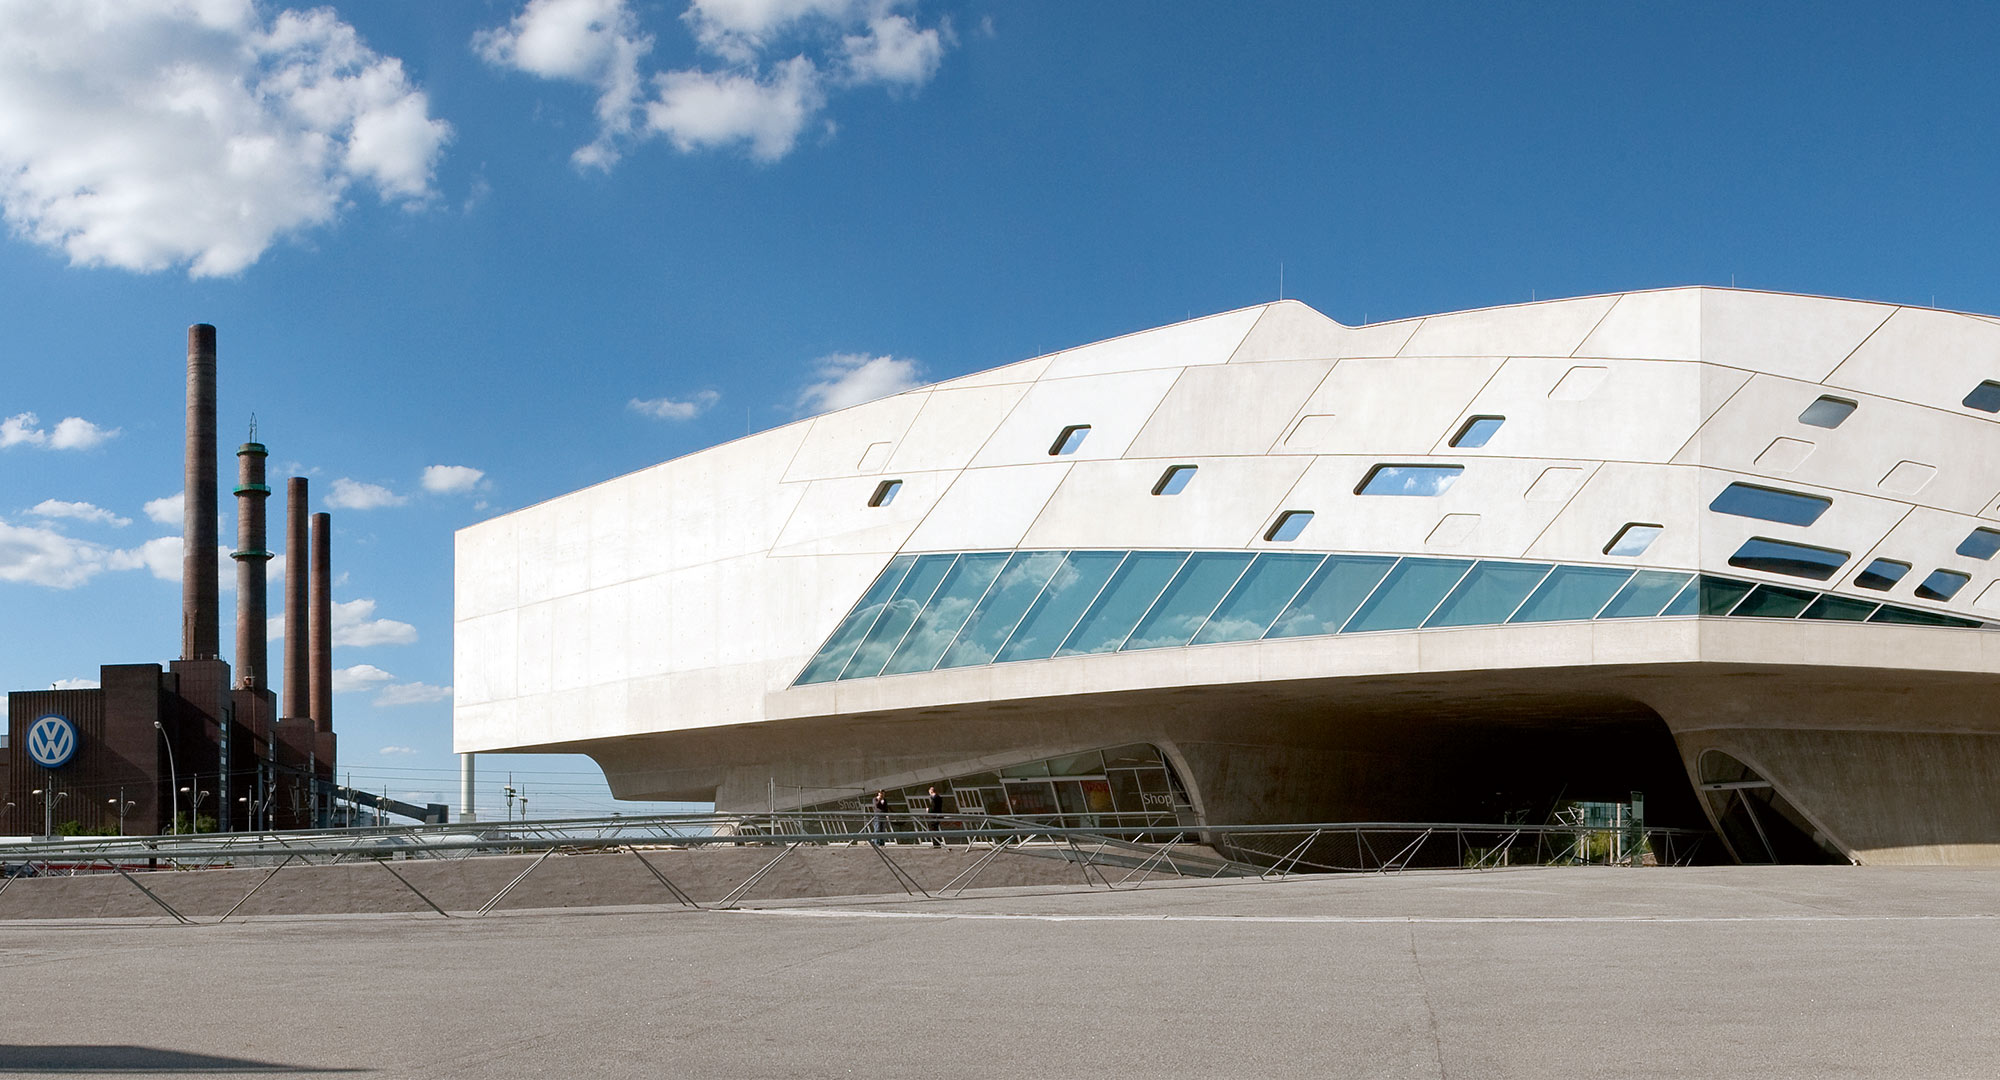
231 434 272 688
282 478 309 719
460 754 477 823
181 324 219 660
309 512 332 733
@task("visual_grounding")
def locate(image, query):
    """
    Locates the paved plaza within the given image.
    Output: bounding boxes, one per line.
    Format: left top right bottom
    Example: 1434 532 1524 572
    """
3 865 1997 1078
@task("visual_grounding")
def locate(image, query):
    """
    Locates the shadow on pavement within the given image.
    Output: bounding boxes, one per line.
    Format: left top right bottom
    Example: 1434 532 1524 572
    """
0 1045 361 1074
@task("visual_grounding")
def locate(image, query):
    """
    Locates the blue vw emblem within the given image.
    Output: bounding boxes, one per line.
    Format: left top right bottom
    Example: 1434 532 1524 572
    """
25 714 78 769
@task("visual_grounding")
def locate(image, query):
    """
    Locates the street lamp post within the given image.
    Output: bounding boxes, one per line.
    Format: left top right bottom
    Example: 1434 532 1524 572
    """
109 791 137 835
180 788 211 833
154 721 178 836
30 788 67 839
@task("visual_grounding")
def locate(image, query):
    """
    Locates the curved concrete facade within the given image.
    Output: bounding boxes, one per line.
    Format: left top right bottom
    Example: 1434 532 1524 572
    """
455 288 2000 864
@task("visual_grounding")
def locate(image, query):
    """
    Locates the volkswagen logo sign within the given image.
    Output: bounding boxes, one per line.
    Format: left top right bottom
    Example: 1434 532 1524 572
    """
25 714 78 769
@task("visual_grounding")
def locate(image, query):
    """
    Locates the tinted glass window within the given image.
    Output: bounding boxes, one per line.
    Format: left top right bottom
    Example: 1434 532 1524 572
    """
1958 528 2000 560
1356 464 1464 496
995 551 1126 662
1852 559 1910 591
1152 465 1197 496
868 479 902 507
1193 553 1326 644
1123 552 1255 650
1964 381 2000 413
1603 523 1663 557
1344 558 1474 632
1050 424 1091 455
1800 595 1879 621
1267 555 1398 638
839 554 957 679
1709 483 1832 527
794 555 917 684
1729 584 1817 619
1508 565 1633 623
1057 552 1190 656
1265 510 1314 542
1727 537 1848 581
1597 570 1694 619
1450 416 1505 448
1915 569 1971 602
879 553 1010 675
1423 561 1552 628
937 551 1066 668
1871 606 1982 627
1797 396 1857 428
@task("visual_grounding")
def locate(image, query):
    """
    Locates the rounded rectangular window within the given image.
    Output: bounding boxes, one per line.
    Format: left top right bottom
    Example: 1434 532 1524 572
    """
868 479 902 507
1956 528 2000 560
1726 537 1849 581
1449 416 1505 448
1152 465 1197 496
1708 482 1832 527
1264 510 1314 542
1797 396 1857 429
1915 569 1972 602
1049 424 1091 456
1603 523 1663 557
1355 464 1463 497
1853 558 1910 591
1964 381 2000 413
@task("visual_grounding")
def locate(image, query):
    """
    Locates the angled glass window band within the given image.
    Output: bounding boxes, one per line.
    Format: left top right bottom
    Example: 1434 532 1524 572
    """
1450 416 1505 448
1123 552 1256 650
839 554 958 679
1604 523 1663 557
794 555 917 684
1344 558 1474 633
938 551 1066 668
1152 465 1197 496
1057 552 1190 656
994 551 1126 662
1597 570 1694 619
1727 537 1849 581
1797 396 1857 429
879 553 1010 675
1049 424 1091 456
1266 555 1397 638
1265 510 1315 542
1964 381 2000 413
1800 595 1880 622
1730 584 1818 619
1356 464 1464 497
1509 565 1634 623
1709 482 1832 527
1957 528 2000 560
1915 569 1971 602
1193 552 1326 644
1872 606 1982 628
1852 558 1910 591
868 479 902 507
1424 561 1552 628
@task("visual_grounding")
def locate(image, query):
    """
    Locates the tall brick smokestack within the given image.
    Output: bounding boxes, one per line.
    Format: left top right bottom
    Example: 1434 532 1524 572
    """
231 433 272 688
310 512 332 733
181 324 219 660
283 478 310 719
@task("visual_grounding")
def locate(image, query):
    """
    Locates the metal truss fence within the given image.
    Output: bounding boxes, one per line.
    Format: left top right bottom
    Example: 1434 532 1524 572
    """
0 813 1712 924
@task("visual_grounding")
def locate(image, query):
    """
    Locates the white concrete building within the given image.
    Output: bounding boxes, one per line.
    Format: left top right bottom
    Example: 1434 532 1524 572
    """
455 288 2000 865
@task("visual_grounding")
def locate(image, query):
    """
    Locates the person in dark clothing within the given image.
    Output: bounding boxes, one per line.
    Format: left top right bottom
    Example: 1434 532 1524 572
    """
927 785 946 847
869 791 889 846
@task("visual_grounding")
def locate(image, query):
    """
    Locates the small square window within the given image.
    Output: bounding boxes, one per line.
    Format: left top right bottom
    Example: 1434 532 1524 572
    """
1152 465 1197 496
1916 568 1971 601
1709 482 1831 527
1964 381 2000 413
1797 396 1857 429
867 480 902 507
1450 416 1505 448
1265 510 1314 542
1853 559 1910 591
1957 528 2000 560
1049 425 1091 456
1356 464 1464 496
1603 523 1663 557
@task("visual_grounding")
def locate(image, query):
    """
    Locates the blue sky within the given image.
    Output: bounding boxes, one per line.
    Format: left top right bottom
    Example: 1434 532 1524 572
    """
4 1 1999 817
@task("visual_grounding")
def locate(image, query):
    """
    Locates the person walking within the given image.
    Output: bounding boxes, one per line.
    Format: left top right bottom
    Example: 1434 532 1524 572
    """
927 785 946 847
869 790 889 846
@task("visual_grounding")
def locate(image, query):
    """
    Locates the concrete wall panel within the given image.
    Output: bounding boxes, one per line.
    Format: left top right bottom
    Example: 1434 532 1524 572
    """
1225 300 1346 362
1279 356 1505 454
1127 360 1334 458
1040 307 1262 380
968 369 1181 467
1020 455 1313 551
1575 288 1702 361
1700 289 1893 381
1397 295 1617 358
1825 306 2000 416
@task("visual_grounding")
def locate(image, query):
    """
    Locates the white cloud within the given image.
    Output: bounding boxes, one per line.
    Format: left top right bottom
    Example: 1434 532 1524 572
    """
420 464 485 494
53 677 101 690
476 0 948 166
796 352 923 414
378 744 418 755
629 389 720 421
326 478 406 510
0 412 120 450
0 0 451 277
375 682 452 707
333 663 396 693
0 518 121 588
30 500 131 527
474 0 653 169
144 492 184 526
